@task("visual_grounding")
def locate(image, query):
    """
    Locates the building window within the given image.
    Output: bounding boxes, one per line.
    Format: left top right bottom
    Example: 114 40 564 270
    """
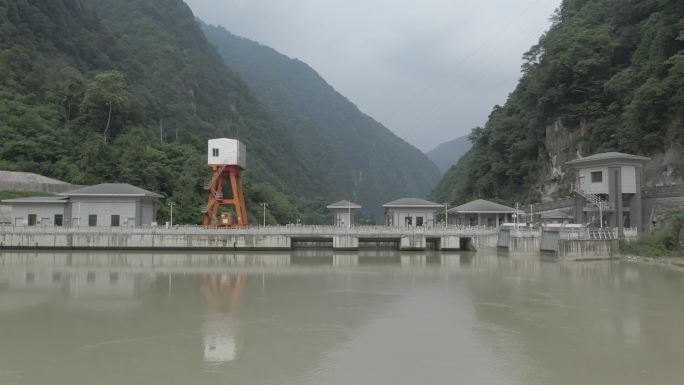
88 214 97 227
405 216 413 226
591 171 603 183
54 214 63 226
416 216 424 227
28 214 37 226
111 215 120 227
212 148 219 157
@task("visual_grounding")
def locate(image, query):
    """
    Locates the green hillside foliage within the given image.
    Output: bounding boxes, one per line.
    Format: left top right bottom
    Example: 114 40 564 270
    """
621 209 684 257
432 0 684 206
0 0 334 224
200 24 441 217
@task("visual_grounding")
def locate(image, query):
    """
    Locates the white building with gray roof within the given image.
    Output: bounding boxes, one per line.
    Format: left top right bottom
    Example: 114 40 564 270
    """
2 183 162 227
383 198 442 227
326 200 362 227
566 151 649 232
447 199 517 227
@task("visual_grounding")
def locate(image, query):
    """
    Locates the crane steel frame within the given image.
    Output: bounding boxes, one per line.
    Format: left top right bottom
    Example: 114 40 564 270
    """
203 164 249 228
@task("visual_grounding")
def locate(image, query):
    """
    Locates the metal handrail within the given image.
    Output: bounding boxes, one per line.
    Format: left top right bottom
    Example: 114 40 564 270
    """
0 224 500 237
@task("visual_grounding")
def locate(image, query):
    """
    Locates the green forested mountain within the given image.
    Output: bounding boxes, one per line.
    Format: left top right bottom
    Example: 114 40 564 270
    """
432 0 684 206
0 0 343 224
200 24 441 217
426 135 472 174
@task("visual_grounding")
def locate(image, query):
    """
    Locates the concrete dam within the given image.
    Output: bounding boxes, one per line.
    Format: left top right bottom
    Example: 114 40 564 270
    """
0 226 499 252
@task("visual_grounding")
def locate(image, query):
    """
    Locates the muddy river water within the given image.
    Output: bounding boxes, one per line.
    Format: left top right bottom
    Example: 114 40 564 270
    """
1 250 683 385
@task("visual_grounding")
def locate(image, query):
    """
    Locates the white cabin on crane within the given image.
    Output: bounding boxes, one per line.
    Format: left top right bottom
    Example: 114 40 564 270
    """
208 138 246 168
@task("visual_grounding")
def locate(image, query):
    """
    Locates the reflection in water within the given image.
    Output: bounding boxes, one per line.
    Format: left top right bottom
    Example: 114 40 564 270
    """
201 273 245 364
1 250 683 385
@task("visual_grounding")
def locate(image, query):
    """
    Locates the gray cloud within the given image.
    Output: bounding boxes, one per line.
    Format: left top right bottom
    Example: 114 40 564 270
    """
185 0 561 151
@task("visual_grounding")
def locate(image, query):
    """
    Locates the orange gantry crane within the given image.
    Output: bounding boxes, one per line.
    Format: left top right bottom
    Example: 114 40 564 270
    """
203 139 249 228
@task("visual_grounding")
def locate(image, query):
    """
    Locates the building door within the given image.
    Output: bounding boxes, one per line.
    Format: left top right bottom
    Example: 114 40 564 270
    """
28 214 37 226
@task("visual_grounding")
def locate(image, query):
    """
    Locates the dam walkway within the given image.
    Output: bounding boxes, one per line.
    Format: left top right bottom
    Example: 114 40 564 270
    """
0 225 499 251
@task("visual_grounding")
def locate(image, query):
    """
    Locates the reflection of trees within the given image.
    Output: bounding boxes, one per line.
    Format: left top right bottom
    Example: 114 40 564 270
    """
201 273 245 314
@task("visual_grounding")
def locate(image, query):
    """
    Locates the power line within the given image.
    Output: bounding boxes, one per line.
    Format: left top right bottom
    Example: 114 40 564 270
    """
391 0 549 121
407 22 552 129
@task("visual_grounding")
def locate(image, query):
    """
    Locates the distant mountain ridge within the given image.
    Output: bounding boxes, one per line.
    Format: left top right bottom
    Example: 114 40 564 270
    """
200 23 441 217
426 135 472 174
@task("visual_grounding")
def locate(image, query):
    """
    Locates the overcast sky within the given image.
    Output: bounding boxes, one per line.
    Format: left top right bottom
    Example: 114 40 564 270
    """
185 0 561 152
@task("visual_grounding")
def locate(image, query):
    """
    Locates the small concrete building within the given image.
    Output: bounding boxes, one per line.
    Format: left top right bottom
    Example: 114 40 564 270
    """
383 198 442 227
0 205 13 224
2 183 162 227
447 199 517 227
566 152 649 233
540 209 574 224
1 196 69 226
326 200 361 227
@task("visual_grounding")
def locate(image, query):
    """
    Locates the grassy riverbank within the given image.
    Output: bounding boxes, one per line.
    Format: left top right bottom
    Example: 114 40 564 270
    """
620 209 684 257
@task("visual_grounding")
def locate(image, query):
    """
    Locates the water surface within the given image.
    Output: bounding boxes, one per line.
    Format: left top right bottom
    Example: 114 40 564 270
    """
1 250 683 385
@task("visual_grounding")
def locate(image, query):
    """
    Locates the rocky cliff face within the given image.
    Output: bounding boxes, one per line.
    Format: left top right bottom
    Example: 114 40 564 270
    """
538 120 582 202
538 120 683 203
642 143 684 187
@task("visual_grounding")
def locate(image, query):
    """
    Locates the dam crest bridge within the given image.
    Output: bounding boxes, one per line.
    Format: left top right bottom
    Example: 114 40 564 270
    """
0 225 499 251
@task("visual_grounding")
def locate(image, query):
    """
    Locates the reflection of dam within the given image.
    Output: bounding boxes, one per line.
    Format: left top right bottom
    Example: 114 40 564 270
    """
1 252 443 384
0 250 485 273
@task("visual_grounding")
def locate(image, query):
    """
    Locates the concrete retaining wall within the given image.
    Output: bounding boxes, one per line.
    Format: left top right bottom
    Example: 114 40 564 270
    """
0 232 292 251
399 234 426 250
440 235 461 251
507 236 541 252
471 234 498 250
557 239 617 259
0 229 499 252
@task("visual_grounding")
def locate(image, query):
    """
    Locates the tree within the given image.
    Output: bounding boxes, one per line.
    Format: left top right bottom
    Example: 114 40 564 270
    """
81 70 134 142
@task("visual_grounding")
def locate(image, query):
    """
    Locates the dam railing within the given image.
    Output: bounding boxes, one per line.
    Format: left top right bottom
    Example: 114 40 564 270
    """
0 224 499 237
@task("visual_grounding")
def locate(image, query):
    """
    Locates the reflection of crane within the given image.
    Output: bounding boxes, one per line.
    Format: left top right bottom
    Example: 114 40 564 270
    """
201 273 246 314
201 273 246 364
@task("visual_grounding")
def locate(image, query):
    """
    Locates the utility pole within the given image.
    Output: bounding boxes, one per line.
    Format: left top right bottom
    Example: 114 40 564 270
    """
260 203 268 227
167 201 176 227
529 204 534 227
515 202 520 230
443 202 449 227
347 201 351 229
